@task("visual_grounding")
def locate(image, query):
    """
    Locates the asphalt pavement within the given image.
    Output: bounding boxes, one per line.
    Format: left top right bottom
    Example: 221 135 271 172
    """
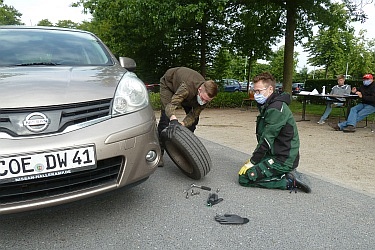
1 139 374 250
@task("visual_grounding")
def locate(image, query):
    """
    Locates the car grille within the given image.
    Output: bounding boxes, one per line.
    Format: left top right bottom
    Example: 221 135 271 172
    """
0 156 123 204
0 98 112 137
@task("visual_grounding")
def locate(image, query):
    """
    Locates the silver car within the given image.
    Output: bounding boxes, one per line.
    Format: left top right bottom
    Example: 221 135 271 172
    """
0 26 161 214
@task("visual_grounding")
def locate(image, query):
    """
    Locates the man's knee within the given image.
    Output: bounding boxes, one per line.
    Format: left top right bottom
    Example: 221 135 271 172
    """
242 163 273 182
241 158 284 180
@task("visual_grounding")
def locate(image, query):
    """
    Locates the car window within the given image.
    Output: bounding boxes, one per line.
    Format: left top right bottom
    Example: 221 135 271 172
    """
0 29 114 66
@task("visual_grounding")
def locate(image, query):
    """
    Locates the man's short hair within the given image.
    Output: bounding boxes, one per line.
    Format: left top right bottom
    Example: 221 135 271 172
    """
203 80 218 98
253 72 276 89
337 74 345 80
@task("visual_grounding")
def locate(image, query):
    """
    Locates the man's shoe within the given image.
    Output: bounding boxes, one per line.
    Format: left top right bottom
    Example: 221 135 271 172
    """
329 123 340 131
317 120 325 125
343 125 356 133
286 173 311 193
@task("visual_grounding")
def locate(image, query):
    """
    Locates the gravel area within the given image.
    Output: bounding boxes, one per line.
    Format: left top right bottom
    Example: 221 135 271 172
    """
157 108 375 196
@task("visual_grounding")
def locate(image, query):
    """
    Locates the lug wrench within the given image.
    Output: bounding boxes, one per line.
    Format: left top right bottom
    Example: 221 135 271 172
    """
183 183 212 195
191 184 211 191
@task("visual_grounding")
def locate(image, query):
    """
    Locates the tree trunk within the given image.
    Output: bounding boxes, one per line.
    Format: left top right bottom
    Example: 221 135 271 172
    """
282 0 297 94
200 13 207 78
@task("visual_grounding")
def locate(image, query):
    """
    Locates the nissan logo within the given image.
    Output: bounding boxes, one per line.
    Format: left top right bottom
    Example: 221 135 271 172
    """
23 112 50 132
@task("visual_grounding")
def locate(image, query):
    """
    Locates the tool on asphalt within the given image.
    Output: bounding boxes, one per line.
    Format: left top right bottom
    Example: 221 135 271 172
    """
183 183 211 194
183 183 212 198
207 193 223 206
191 190 200 196
214 214 249 225
191 184 211 191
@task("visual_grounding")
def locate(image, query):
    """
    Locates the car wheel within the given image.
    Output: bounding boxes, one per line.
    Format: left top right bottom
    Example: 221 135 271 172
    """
160 126 211 180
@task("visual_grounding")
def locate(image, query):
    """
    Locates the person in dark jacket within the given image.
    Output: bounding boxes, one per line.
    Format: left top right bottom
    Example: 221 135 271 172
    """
238 72 311 193
157 67 218 135
157 67 218 166
329 73 375 132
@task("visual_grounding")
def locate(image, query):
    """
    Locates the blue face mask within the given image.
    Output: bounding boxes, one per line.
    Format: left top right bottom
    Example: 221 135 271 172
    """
363 80 372 86
254 93 267 104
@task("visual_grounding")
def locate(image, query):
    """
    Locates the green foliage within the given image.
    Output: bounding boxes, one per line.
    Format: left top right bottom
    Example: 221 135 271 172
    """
37 19 53 26
55 20 80 29
149 92 162 110
0 1 23 25
303 3 375 79
346 31 375 79
6 0 373 86
149 92 249 110
210 48 232 81
208 92 248 108
76 0 231 82
230 0 283 78
305 25 355 78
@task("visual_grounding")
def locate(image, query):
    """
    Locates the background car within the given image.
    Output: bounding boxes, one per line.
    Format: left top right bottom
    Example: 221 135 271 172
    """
275 82 283 94
240 81 253 92
0 26 161 215
221 79 241 92
292 82 305 94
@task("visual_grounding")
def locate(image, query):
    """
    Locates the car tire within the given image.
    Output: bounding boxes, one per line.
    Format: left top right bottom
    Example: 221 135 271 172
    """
160 126 211 180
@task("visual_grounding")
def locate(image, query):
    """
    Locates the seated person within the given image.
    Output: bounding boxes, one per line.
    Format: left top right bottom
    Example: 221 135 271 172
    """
317 74 351 124
329 73 375 132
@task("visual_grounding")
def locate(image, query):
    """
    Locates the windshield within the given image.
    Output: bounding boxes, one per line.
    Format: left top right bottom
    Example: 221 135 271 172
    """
0 28 114 67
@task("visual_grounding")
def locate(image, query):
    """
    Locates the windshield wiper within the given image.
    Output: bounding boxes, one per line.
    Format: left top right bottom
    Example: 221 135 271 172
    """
15 62 61 66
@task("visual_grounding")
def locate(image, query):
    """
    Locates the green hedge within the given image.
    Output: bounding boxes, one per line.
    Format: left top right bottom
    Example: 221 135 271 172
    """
149 92 248 110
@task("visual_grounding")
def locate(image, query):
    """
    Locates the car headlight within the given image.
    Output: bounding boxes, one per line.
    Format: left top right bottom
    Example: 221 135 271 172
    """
112 71 149 116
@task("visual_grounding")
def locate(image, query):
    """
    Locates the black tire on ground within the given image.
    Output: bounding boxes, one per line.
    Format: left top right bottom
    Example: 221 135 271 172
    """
161 126 212 180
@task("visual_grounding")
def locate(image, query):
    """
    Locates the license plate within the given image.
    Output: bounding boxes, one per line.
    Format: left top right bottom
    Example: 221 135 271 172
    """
0 145 96 184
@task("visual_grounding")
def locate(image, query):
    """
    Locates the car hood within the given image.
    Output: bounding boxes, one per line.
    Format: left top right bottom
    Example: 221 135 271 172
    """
0 66 125 108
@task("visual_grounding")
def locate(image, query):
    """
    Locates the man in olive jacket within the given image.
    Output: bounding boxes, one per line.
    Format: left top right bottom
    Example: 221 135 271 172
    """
157 67 218 166
238 72 311 193
157 67 218 136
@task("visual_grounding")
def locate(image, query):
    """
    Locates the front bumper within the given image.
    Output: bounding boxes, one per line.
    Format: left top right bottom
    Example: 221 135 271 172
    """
0 106 161 215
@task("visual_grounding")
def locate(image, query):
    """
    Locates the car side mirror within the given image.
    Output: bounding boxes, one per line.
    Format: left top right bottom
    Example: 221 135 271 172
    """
119 57 136 72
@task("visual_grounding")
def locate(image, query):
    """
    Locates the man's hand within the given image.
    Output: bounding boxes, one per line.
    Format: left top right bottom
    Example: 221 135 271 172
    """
238 160 253 175
166 119 180 139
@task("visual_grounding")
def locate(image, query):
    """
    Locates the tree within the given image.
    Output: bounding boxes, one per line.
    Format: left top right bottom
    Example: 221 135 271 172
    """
305 28 356 78
75 0 230 82
295 66 308 82
346 30 375 79
211 48 232 80
230 2 284 83
304 3 355 78
234 0 366 94
268 46 298 82
0 0 23 25
55 20 79 29
37 19 53 27
73 0 367 86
